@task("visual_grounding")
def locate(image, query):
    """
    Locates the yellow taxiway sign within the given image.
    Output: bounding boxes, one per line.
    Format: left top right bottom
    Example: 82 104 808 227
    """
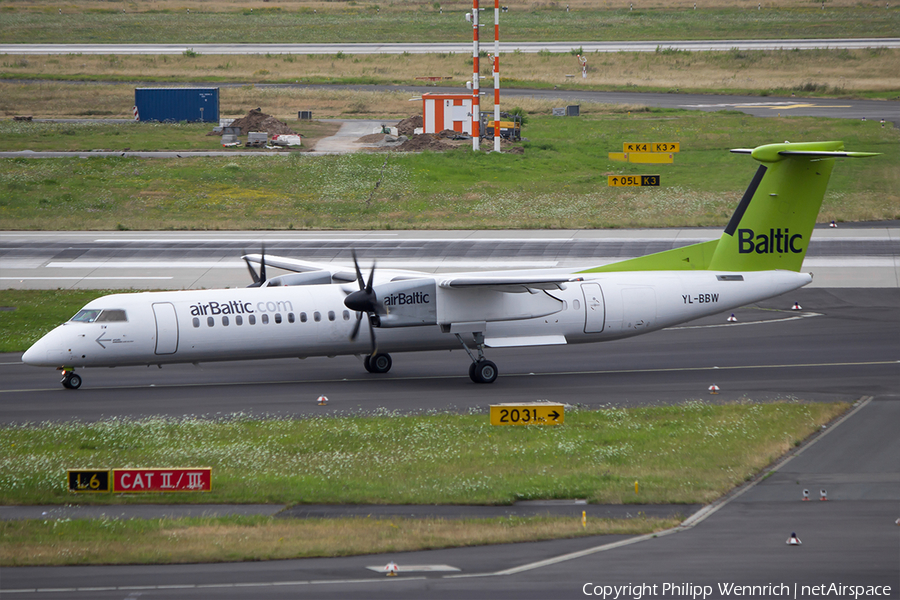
490 403 565 426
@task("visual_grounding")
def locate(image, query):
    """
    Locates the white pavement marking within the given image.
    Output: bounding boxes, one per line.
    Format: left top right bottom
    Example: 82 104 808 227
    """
0 276 173 280
365 565 461 573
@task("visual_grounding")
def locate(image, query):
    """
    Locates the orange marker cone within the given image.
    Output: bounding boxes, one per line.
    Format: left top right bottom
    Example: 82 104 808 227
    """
787 532 802 545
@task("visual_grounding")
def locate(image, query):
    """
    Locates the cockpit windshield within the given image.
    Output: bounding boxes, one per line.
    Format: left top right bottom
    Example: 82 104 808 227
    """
70 309 127 323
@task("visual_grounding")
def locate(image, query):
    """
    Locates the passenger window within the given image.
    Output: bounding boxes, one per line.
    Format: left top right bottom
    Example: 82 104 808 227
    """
343 310 350 321
328 311 335 322
573 299 580 310
192 317 200 328
222 316 229 326
314 312 321 322
262 314 269 324
235 315 243 326
249 314 256 325
275 313 282 324
207 317 214 327
300 312 308 323
288 313 295 323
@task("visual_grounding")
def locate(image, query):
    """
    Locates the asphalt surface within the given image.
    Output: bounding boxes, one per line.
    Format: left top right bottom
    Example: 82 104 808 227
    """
2 228 897 290
1 287 898 422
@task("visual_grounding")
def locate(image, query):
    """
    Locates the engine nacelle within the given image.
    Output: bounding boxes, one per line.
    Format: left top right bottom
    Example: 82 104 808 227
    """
375 280 437 328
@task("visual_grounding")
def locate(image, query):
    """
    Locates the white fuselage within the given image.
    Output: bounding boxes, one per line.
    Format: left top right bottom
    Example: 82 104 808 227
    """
22 269 811 370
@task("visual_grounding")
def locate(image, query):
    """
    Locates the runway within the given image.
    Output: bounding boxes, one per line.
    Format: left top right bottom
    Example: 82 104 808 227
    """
2 227 898 291
3 39 899 55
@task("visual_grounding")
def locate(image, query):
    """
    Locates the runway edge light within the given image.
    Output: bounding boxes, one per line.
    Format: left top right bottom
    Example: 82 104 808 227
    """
727 313 737 322
787 532 802 545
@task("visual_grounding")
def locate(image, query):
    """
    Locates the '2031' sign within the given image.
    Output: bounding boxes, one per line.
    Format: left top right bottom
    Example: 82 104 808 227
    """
68 468 211 493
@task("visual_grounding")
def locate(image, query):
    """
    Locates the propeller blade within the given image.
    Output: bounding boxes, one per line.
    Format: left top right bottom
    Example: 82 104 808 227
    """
243 252 260 285
349 312 363 341
259 243 266 285
365 259 376 293
352 249 365 290
367 316 377 355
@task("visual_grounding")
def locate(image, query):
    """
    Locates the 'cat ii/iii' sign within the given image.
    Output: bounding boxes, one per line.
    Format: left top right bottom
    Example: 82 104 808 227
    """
68 468 211 493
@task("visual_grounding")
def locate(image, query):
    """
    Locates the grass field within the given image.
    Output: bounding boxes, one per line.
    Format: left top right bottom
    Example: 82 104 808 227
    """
1 111 896 231
0 290 127 352
1 4 897 44
0 403 847 507
2 47 897 101
0 513 681 566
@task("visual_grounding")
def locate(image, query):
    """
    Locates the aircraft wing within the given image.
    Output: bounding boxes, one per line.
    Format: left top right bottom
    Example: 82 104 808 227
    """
242 254 429 283
438 275 583 294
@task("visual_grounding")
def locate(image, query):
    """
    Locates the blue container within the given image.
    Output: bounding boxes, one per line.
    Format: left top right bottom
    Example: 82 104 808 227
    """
134 88 219 123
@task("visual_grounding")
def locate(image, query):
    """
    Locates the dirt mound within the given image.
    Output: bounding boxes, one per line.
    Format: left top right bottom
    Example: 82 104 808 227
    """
356 132 387 144
396 115 423 137
393 134 451 152
226 109 297 136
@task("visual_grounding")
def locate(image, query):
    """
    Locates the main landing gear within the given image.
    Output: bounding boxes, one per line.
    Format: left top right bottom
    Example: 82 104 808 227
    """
364 353 393 374
60 369 82 390
456 333 499 384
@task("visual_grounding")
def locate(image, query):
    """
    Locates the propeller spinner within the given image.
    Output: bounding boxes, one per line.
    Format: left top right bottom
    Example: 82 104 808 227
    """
344 250 386 355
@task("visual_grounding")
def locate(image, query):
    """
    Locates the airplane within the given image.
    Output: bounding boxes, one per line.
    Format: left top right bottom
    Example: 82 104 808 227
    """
22 141 877 389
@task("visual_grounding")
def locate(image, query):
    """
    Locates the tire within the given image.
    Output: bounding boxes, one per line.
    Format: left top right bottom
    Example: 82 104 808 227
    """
369 353 392 374
472 360 498 384
468 362 477 382
363 355 374 373
62 372 82 389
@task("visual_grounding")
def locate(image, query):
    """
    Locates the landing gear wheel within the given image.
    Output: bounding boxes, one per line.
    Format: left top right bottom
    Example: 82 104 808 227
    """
61 372 82 390
469 359 498 384
365 353 392 374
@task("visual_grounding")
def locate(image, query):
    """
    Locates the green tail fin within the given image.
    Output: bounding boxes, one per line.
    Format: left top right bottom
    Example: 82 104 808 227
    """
580 141 877 275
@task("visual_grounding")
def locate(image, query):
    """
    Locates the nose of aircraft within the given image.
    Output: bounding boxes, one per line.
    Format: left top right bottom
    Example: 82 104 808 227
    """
21 339 44 366
22 330 66 367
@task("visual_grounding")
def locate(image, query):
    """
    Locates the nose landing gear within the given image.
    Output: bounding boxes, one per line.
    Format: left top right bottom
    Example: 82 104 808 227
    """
60 370 82 389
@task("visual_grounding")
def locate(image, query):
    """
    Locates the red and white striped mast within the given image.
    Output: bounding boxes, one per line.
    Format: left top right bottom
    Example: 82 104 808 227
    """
492 0 500 152
471 0 480 151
